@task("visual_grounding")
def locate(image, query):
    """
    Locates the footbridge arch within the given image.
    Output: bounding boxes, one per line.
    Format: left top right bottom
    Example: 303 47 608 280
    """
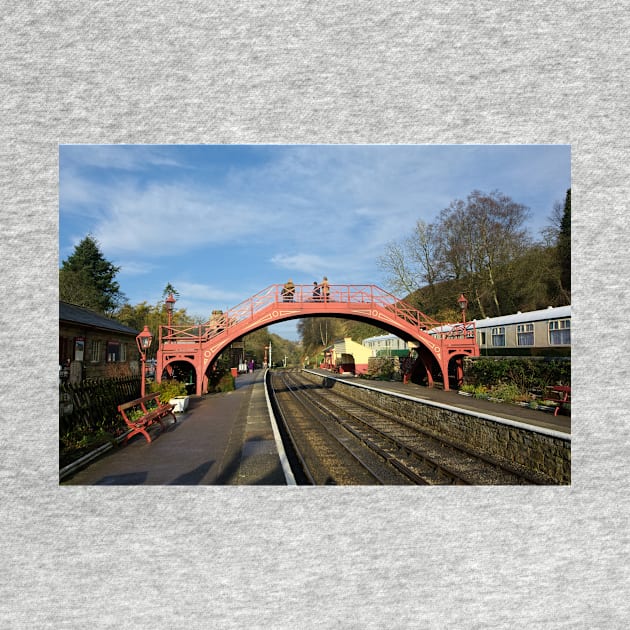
156 284 478 395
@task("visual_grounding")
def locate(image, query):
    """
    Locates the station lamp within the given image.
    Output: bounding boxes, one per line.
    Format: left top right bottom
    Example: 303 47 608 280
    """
165 293 176 330
136 325 153 397
457 293 468 324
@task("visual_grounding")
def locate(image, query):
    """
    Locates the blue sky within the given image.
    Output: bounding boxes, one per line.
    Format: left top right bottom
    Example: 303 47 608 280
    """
59 144 570 341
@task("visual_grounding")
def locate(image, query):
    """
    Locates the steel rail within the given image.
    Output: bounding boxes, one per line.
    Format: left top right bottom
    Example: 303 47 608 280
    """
265 371 316 485
316 383 550 485
271 371 391 485
279 371 437 484
284 370 543 485
289 374 467 485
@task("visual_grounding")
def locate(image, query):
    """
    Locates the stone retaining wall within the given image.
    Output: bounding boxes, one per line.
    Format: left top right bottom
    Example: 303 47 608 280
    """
301 371 570 484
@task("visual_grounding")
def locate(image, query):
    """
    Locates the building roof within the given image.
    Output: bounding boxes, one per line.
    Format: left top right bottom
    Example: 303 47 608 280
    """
363 333 404 343
471 305 571 329
59 302 139 336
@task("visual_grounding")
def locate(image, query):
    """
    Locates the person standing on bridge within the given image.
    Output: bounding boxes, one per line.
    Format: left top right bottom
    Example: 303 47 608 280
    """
312 281 321 301
321 276 330 302
282 279 295 302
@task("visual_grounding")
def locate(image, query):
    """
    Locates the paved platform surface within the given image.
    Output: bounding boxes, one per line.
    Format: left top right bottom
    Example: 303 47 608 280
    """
61 370 287 486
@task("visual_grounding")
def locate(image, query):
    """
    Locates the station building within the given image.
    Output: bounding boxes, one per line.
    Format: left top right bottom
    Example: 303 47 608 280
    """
321 337 373 374
59 301 140 383
362 333 412 357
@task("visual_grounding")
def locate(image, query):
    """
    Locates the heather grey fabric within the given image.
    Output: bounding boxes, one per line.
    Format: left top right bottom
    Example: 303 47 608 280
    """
1 2 628 627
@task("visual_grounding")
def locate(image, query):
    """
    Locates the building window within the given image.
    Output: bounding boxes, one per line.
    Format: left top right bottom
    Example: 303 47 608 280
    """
549 319 571 345
517 323 534 346
107 341 121 362
90 339 102 363
74 337 85 361
479 331 486 345
491 327 505 347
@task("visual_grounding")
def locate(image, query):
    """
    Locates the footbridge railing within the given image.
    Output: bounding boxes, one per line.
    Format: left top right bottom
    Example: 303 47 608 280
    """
160 284 475 345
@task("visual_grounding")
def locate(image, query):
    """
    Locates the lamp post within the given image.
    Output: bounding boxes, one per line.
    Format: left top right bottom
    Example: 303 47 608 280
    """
165 293 176 333
457 293 468 324
136 325 153 397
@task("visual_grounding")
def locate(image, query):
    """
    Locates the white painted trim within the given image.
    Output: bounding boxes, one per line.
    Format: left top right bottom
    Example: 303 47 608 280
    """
263 369 297 485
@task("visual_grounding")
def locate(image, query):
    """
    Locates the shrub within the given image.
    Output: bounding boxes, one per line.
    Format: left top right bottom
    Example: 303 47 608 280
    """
216 373 235 392
489 382 526 403
148 379 187 403
465 357 570 393
367 357 399 380
473 384 489 399
207 369 235 393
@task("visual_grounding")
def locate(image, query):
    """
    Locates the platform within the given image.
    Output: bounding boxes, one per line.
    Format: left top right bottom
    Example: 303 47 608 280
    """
61 370 288 485
306 368 571 435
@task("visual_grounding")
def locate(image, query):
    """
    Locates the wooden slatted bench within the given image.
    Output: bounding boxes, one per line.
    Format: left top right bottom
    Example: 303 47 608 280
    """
546 385 571 416
118 394 177 444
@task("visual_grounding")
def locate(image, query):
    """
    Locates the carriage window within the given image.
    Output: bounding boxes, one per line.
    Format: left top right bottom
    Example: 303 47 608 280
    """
517 323 534 346
491 327 505 347
549 319 571 345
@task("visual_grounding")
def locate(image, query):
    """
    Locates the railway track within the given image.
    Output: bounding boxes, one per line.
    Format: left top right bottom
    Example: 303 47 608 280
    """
268 370 546 485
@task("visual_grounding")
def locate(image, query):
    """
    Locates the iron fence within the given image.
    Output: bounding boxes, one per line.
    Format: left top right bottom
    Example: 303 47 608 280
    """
59 376 141 437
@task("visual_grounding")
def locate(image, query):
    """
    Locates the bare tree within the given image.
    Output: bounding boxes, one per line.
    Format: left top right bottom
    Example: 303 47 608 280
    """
377 219 446 303
377 240 419 297
437 190 531 316
378 190 534 317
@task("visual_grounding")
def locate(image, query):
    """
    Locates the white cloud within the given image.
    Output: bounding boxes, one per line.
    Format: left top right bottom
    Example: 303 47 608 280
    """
117 259 158 276
91 181 274 255
270 252 329 275
176 282 244 304
160 282 248 322
61 145 185 172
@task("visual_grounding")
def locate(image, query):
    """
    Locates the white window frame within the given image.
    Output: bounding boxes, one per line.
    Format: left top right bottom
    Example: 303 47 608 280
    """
549 319 571 345
491 326 506 347
90 339 102 363
517 323 534 346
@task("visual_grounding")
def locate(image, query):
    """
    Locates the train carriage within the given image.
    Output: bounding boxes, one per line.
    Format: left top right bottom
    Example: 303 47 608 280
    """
431 305 571 357
472 305 570 356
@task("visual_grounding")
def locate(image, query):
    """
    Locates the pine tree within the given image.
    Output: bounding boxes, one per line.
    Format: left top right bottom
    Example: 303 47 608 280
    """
60 235 124 314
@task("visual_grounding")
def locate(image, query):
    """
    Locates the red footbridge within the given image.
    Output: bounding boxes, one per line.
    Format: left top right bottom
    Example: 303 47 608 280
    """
156 284 479 395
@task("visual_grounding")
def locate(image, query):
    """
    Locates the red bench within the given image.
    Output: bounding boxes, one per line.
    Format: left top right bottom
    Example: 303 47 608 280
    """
118 394 177 444
546 385 571 416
